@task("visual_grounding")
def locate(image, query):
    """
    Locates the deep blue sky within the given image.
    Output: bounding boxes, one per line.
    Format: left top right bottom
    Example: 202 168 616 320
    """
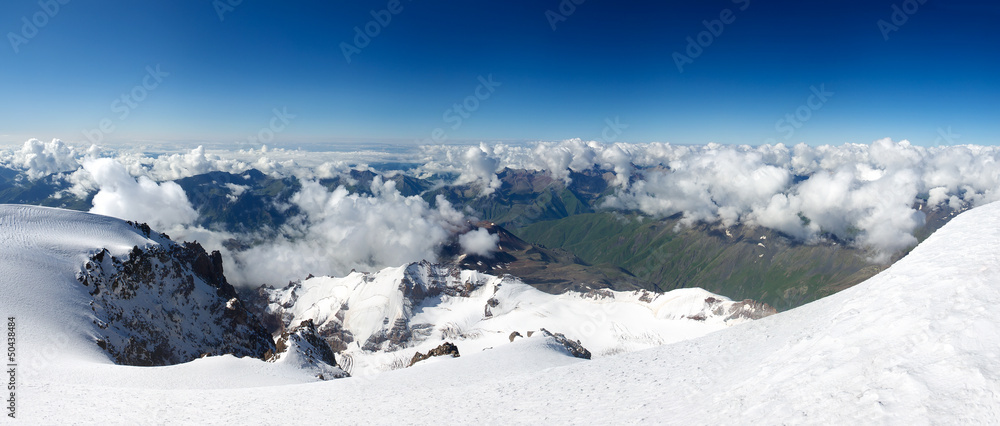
1 0 997 147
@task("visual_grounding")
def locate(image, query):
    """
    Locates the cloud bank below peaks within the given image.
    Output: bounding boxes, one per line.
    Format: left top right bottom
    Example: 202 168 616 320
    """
5 136 1000 272
226 177 470 286
84 157 198 231
421 138 1000 261
3 139 92 180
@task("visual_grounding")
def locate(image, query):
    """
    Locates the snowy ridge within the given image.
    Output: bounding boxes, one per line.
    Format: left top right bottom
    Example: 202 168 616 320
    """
0 204 171 366
0 204 274 371
10 202 1000 423
269 319 348 380
77 241 274 366
260 261 775 375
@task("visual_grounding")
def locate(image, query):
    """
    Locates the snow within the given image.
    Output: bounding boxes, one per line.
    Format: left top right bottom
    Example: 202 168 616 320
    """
5 202 1000 423
1 205 163 367
265 264 757 375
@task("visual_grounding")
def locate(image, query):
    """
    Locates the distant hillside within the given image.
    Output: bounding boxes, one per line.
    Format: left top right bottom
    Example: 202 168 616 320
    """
517 212 879 310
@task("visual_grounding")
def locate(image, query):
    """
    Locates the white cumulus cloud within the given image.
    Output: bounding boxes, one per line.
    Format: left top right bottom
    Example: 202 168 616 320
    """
84 158 198 230
227 177 467 286
459 227 499 257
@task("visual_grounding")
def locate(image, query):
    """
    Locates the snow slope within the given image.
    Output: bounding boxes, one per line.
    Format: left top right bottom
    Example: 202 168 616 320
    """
0 204 166 367
0 205 334 393
261 262 772 375
9 202 1000 423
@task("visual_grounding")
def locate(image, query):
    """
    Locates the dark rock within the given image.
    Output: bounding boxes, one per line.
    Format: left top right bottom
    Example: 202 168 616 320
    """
540 328 591 360
408 342 460 367
706 297 778 321
270 319 341 369
583 289 615 300
263 261 490 355
724 299 778 321
77 238 275 366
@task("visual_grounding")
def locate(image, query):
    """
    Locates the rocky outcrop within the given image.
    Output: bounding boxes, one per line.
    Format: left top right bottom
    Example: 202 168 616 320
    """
269 319 348 380
540 328 591 360
696 297 777 322
260 261 495 355
255 260 776 374
77 226 275 366
408 342 460 367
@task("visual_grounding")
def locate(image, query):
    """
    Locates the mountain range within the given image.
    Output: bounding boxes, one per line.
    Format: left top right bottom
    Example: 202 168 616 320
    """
3 197 998 422
0 165 962 310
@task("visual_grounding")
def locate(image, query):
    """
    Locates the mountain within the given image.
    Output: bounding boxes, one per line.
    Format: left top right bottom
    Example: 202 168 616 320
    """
0 166 92 210
442 220 647 293
174 169 302 234
319 169 434 197
78 239 275 366
0 203 774 375
0 164 964 311
0 205 275 368
517 203 962 310
250 260 774 375
518 212 882 310
12 201 1000 423
269 319 349 380
427 168 960 310
426 168 614 229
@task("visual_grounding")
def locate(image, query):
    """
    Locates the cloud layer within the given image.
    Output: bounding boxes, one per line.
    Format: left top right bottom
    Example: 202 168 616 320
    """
226 177 468 285
84 157 198 231
3 137 1000 280
418 138 1000 260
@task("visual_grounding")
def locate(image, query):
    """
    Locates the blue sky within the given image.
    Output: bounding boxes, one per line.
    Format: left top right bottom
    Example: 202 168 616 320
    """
1 0 998 147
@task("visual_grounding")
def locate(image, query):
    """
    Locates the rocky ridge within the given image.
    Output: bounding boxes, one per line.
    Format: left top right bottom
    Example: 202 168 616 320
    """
77 222 275 366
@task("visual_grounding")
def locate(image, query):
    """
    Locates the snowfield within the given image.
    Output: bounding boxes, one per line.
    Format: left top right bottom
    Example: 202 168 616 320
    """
3 202 1000 423
262 262 770 376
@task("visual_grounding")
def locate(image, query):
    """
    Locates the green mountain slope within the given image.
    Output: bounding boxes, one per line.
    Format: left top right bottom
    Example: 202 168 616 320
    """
517 212 888 310
426 169 615 229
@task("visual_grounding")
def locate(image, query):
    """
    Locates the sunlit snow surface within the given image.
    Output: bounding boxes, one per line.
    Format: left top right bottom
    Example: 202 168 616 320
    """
4 202 1000 423
269 266 753 376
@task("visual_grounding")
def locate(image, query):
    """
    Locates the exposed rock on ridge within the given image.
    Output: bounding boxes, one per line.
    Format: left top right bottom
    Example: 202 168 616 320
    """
78 225 275 366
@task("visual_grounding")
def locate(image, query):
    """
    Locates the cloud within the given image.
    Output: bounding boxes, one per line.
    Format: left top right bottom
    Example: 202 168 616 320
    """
84 157 198 230
8 136 1000 273
226 177 467 286
2 139 87 180
594 139 1000 260
145 146 250 181
459 227 499 257
444 143 501 196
